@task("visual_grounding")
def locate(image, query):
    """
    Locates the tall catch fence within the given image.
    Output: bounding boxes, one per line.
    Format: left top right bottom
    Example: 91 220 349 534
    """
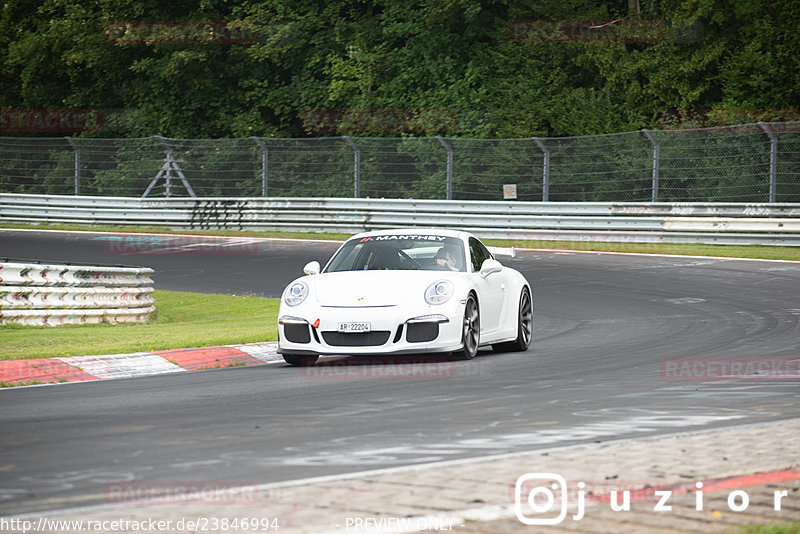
1 122 798 202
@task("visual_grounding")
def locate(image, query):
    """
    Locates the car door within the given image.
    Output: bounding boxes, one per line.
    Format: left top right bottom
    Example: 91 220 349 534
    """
468 237 505 334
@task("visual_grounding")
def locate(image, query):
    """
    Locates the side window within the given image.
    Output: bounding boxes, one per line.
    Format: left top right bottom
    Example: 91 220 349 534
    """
469 237 491 272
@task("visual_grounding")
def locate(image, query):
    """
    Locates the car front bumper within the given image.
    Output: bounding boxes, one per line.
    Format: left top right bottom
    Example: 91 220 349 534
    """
277 304 464 356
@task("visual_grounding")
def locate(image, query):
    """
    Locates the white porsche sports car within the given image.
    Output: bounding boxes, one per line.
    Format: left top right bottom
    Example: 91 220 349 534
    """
277 229 533 366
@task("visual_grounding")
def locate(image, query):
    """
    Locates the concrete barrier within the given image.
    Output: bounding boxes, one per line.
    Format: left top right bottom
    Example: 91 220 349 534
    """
0 260 155 326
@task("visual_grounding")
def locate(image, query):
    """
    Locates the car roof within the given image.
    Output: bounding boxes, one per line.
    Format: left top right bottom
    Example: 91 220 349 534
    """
347 228 472 242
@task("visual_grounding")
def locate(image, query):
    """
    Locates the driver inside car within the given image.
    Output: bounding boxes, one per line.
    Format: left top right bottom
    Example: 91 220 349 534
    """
435 246 459 271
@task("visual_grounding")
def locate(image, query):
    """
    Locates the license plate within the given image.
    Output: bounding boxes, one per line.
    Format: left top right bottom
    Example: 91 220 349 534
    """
338 322 371 333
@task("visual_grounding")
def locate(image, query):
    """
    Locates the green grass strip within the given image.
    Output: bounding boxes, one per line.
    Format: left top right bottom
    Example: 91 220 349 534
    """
481 239 800 261
0 222 352 242
741 521 800 534
0 290 279 361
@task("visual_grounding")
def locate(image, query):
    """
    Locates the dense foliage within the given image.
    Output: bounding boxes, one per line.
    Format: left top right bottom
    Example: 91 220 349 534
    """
1 0 798 139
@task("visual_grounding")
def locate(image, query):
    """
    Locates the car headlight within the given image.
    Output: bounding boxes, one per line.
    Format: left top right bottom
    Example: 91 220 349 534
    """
425 280 453 305
284 281 309 306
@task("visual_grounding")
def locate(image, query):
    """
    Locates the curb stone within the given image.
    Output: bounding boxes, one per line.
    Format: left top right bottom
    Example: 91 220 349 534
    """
0 342 282 386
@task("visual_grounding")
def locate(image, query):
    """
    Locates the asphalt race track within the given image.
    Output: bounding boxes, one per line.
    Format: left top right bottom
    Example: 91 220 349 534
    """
1 229 799 516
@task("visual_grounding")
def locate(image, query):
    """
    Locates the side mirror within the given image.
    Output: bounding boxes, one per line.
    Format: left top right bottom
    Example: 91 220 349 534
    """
479 258 502 277
303 261 320 275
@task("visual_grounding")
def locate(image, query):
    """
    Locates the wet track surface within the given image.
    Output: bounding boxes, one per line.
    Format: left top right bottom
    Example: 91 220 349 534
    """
1 229 799 515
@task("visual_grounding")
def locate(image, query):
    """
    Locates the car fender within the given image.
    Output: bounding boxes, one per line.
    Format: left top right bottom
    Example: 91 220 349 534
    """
496 266 532 342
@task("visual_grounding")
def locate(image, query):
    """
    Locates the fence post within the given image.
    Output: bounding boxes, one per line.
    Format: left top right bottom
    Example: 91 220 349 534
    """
758 122 778 203
251 137 269 197
344 136 360 198
533 137 550 201
435 136 453 200
642 129 660 202
65 137 80 195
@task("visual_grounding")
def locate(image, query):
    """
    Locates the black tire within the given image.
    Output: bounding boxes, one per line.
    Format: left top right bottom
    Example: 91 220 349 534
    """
455 294 480 360
283 354 320 366
492 287 533 353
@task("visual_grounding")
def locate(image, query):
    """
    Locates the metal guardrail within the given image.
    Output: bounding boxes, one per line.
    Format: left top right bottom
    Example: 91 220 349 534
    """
1 193 800 246
0 257 155 326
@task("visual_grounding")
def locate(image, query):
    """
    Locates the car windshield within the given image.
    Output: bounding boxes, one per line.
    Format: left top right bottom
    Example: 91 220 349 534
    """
324 235 467 273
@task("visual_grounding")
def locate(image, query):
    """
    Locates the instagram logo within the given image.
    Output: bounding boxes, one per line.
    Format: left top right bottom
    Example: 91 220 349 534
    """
515 473 584 525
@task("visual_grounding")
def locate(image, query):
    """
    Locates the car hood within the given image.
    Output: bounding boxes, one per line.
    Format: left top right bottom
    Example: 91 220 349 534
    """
312 270 457 307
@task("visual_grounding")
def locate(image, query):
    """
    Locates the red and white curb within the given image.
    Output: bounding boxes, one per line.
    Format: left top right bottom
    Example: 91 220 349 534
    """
0 342 281 386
